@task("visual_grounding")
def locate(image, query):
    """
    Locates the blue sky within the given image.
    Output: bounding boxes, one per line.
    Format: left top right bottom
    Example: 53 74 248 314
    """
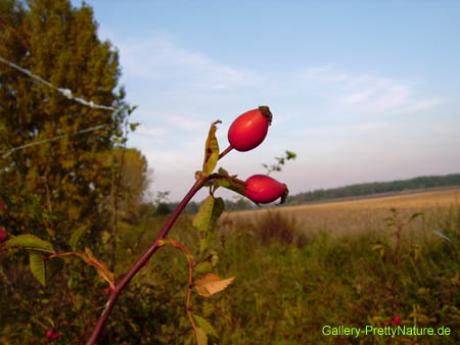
75 1 460 201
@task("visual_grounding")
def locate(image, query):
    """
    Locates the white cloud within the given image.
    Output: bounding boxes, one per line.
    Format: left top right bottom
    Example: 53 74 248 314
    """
136 125 169 138
301 65 443 116
165 114 210 132
117 34 260 92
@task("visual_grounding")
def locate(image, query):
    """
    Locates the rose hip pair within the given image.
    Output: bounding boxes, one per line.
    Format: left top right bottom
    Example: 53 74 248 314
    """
227 106 288 204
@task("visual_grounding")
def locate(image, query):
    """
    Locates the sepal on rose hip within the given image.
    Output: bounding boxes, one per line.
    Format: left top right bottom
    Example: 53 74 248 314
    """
244 174 288 204
227 106 272 152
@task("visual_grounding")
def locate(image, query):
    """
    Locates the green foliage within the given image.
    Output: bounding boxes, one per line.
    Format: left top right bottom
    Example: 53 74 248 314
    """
110 147 150 223
6 234 55 253
193 196 216 233
155 202 172 216
69 225 87 250
0 0 129 245
28 252 63 287
193 195 218 252
207 207 460 344
4 199 459 343
194 315 218 338
29 252 46 286
262 150 297 175
0 0 131 342
195 327 208 345
105 204 460 344
210 197 224 226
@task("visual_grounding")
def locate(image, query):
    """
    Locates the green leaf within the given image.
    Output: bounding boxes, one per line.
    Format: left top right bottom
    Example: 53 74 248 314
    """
194 315 218 338
69 226 87 250
129 122 140 132
212 175 245 196
195 327 208 345
195 262 213 273
202 121 220 176
217 167 229 176
285 150 297 160
29 252 46 286
192 196 215 233
7 234 55 254
210 197 225 226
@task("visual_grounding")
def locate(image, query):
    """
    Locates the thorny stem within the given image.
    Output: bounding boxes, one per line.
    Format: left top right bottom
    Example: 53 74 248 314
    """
86 177 207 345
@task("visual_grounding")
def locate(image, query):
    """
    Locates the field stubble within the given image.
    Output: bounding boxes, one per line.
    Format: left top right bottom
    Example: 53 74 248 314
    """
224 187 460 238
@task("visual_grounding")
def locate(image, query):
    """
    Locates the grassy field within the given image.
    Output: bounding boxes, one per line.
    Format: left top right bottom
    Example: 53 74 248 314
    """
107 187 460 344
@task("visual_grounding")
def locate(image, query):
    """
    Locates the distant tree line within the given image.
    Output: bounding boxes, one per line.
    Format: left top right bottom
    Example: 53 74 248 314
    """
287 173 460 205
142 197 255 216
147 174 460 214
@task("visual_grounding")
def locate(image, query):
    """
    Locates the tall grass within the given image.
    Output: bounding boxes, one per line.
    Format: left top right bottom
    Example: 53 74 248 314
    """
94 203 460 343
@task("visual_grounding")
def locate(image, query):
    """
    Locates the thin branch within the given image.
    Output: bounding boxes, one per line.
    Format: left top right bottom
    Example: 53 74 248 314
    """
218 145 233 160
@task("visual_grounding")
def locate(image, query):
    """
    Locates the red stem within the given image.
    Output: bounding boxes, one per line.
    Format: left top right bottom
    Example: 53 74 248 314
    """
218 145 233 160
86 177 206 345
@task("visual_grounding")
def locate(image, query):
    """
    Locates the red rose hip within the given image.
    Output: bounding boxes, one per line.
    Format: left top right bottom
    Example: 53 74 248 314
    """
0 227 8 243
244 174 288 204
46 329 62 341
228 106 272 152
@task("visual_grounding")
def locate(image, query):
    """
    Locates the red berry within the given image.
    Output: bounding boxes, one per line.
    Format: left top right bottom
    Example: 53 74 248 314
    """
228 106 272 152
0 227 8 243
244 175 288 204
46 329 62 341
392 315 401 326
